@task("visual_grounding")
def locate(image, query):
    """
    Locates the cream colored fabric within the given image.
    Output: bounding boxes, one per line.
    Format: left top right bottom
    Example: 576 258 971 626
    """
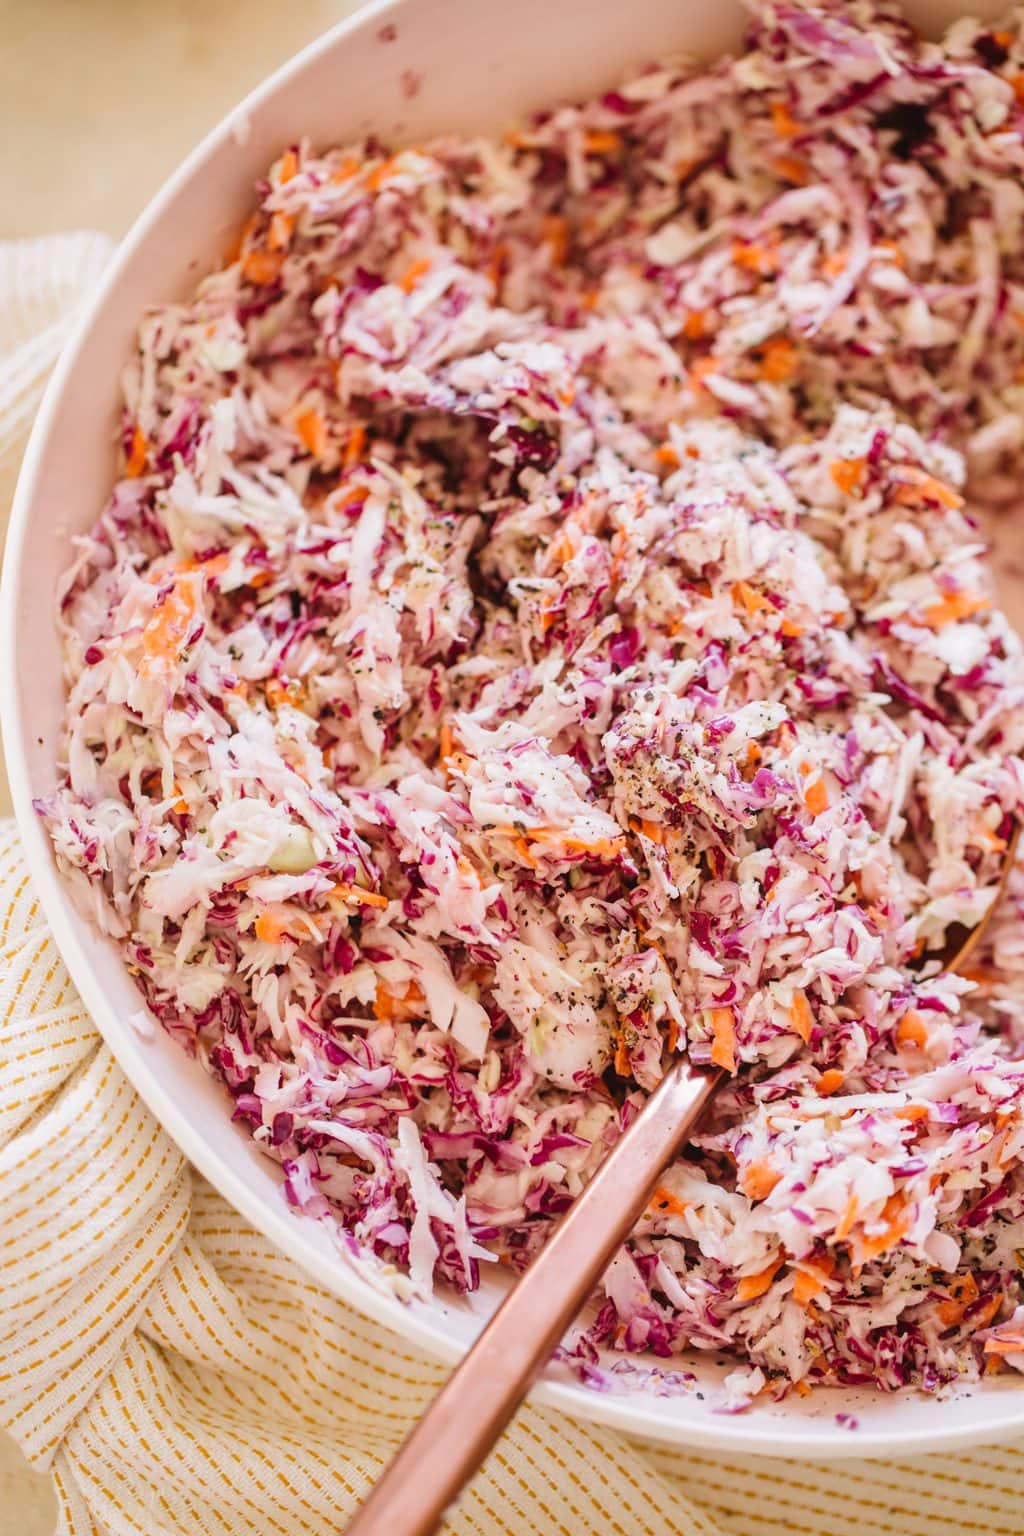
4 236 1024 1536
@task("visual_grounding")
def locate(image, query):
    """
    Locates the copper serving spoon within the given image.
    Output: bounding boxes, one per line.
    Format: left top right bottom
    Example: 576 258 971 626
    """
345 826 1019 1536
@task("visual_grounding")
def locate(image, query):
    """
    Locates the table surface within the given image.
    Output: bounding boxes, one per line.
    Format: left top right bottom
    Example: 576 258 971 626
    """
0 0 361 1521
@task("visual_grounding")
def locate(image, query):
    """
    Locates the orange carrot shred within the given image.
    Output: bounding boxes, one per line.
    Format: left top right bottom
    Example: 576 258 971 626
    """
125 425 148 478
399 256 431 293
344 424 367 467
755 336 797 381
331 154 361 183
650 1185 688 1218
733 579 773 615
773 154 809 186
242 248 285 286
892 469 963 510
804 777 829 817
793 1256 835 1306
544 215 570 266
267 211 295 251
373 980 425 1021
896 1010 928 1048
294 408 327 458
332 883 388 909
278 148 299 183
770 99 800 137
682 309 712 340
919 590 991 628
817 1068 844 1096
789 991 813 1044
710 1007 736 1073
736 1257 784 1302
584 129 622 154
656 443 681 468
255 910 292 945
740 1160 781 1201
829 457 866 495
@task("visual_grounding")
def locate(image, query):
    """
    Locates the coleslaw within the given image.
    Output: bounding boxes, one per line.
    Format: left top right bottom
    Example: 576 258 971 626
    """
40 0 1024 1399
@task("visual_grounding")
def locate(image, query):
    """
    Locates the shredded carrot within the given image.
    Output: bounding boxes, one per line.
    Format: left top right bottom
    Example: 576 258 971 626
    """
330 154 361 183
780 616 805 638
793 1255 835 1306
278 148 299 183
125 425 148 478
736 1257 784 1302
772 154 809 186
485 241 508 295
267 211 295 251
690 354 724 391
896 1010 928 1048
614 1028 631 1077
974 1293 1004 1331
894 1102 930 1122
737 740 762 783
265 677 304 710
804 777 829 817
822 247 848 278
740 1160 781 1201
816 1068 844 1096
344 423 367 467
666 1016 679 1055
373 980 425 1022
937 1272 980 1327
918 590 991 628
892 469 963 510
332 883 388 909
242 248 285 286
528 829 628 859
770 99 800 137
789 991 813 1044
655 443 681 468
650 1185 688 1218
793 1378 813 1397
544 215 570 266
732 238 778 276
733 579 773 615
853 1193 909 1264
1009 73 1024 105
755 336 797 381
637 818 664 843
709 1006 736 1073
367 155 401 191
294 408 327 458
682 308 712 340
834 1194 859 1241
399 256 431 293
255 909 293 945
583 129 622 154
439 722 454 762
829 457 866 495
139 578 197 677
983 1336 1024 1364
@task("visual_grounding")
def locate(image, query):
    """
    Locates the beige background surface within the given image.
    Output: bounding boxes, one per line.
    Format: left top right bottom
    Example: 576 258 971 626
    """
0 1 362 1526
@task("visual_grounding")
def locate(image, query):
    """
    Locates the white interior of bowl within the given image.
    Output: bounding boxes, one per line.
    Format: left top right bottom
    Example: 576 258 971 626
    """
4 0 1023 1458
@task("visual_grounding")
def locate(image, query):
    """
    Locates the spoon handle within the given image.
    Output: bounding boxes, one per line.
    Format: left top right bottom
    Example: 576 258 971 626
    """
345 1060 719 1536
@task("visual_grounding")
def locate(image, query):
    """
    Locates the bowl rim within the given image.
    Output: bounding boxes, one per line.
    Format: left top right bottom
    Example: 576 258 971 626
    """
5 0 1024 1461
